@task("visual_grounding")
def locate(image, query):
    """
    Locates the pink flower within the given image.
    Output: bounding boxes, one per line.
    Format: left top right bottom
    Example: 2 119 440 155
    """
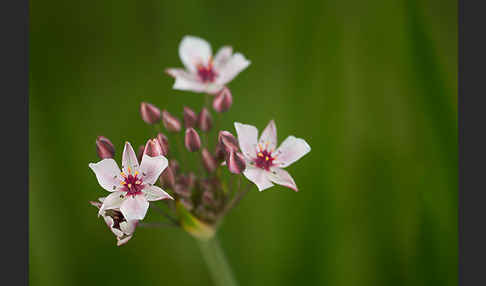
166 36 250 94
234 120 311 191
89 142 173 221
90 199 138 246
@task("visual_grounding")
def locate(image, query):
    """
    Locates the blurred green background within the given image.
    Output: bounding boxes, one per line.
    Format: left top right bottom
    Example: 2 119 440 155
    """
30 0 457 285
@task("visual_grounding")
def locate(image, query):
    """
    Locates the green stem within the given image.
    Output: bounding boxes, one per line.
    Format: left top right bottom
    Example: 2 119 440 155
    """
196 237 239 286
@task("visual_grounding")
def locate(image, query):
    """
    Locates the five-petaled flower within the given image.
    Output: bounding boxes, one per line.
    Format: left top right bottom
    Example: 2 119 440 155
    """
89 142 173 221
166 35 251 94
90 198 138 246
234 120 311 191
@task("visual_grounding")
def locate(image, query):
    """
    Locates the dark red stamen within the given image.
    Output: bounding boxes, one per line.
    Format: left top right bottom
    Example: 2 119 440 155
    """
197 63 217 83
254 149 275 171
121 173 145 196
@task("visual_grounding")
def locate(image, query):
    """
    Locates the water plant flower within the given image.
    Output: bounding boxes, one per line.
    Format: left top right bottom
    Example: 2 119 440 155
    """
166 35 250 94
234 120 311 191
89 141 173 221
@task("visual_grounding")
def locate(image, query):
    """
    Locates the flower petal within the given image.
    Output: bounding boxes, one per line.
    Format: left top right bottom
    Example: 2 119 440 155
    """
120 195 149 221
143 185 173 201
234 122 258 159
117 235 133 246
167 68 208 93
268 168 298 191
216 53 250 86
179 35 212 73
89 159 122 192
243 166 274 191
140 154 168 185
122 142 140 174
174 77 209 93
259 120 277 151
99 191 125 216
119 220 137 235
103 216 123 237
213 46 233 70
274 136 311 168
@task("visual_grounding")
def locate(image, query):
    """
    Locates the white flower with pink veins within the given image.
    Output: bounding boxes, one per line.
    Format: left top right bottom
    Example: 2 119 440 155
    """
89 142 173 221
166 35 251 94
234 120 311 191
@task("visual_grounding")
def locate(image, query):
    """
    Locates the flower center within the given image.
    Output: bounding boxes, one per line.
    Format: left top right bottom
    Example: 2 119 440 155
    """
197 61 217 83
120 170 145 196
254 145 275 171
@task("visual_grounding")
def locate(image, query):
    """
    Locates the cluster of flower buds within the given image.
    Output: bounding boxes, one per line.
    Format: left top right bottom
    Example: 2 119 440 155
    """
88 35 311 246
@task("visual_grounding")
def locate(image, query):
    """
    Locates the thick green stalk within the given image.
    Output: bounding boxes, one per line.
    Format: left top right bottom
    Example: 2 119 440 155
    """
196 237 239 286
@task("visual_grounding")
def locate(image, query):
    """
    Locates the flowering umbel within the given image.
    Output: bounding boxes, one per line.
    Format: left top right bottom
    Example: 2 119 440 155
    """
88 35 311 250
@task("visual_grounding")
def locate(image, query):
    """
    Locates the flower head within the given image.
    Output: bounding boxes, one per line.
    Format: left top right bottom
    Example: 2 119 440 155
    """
89 141 173 221
234 120 311 191
90 198 138 246
166 36 251 94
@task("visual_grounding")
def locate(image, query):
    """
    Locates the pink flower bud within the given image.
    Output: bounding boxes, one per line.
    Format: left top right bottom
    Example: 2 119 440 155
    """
185 128 201 152
174 173 195 198
183 106 197 128
212 87 233 112
214 144 226 162
197 108 213 132
156 133 169 156
143 138 163 157
201 148 217 173
170 159 180 173
160 166 175 189
218 130 239 153
96 136 115 159
140 102 161 124
137 145 144 163
162 110 182 132
226 150 246 174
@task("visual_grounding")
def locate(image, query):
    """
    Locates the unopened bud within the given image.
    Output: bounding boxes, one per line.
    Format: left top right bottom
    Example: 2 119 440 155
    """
214 144 226 162
143 138 163 157
226 151 246 174
183 106 197 128
160 167 175 189
201 148 217 173
197 108 213 132
140 102 161 124
137 145 145 163
218 130 239 153
170 159 180 173
185 128 201 152
162 110 182 132
174 173 195 198
156 133 169 156
96 136 115 159
212 87 233 112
